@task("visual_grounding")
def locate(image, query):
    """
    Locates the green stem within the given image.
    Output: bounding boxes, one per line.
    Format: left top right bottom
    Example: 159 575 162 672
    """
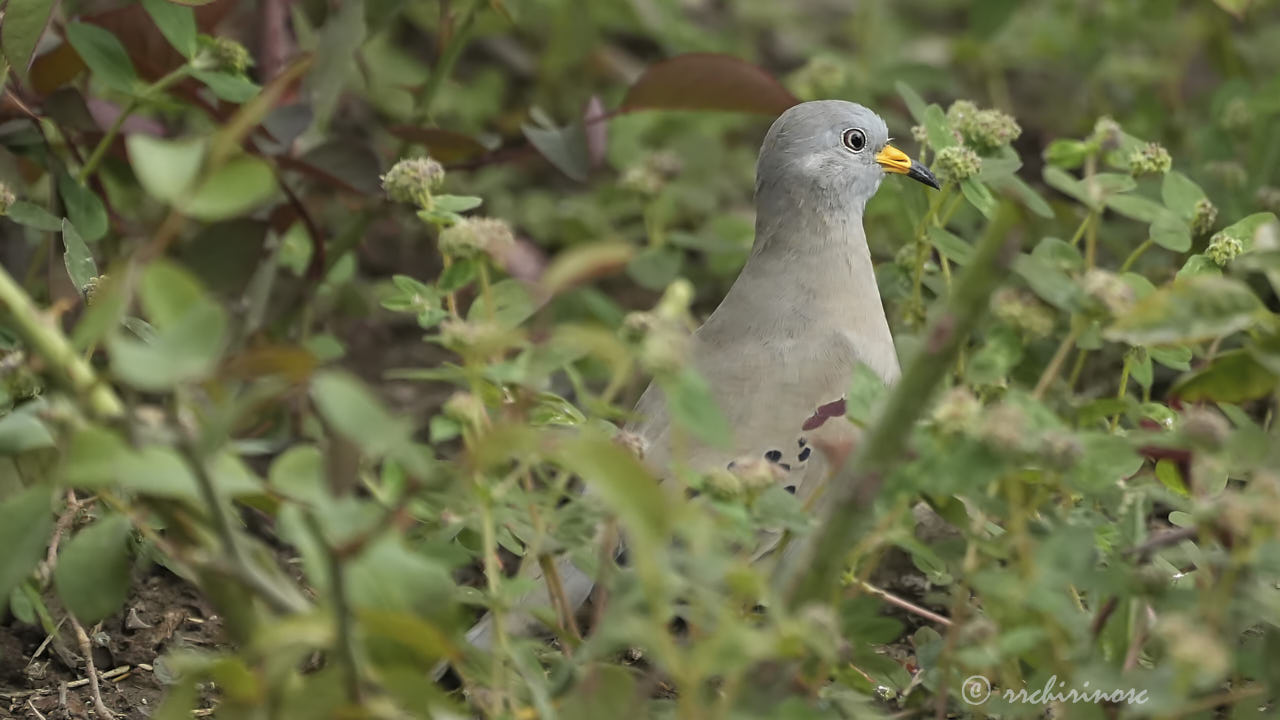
414 9 476 124
0 264 124 418
1109 356 1131 431
78 65 193 183
1033 323 1082 400
1120 238 1154 272
784 204 1021 607
479 492 511 712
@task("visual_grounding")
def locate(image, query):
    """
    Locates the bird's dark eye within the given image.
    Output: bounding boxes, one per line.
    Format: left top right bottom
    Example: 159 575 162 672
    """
842 128 867 153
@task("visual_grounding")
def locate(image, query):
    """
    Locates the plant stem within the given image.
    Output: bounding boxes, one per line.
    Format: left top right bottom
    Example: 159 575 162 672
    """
415 10 476 123
1033 323 1082 400
1109 355 1131 431
479 492 511 712
0 264 124 418
1120 238 1154 272
784 204 1021 607
78 65 193 183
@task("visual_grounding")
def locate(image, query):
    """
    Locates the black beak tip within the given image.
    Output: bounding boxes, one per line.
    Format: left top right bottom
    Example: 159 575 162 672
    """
908 161 941 190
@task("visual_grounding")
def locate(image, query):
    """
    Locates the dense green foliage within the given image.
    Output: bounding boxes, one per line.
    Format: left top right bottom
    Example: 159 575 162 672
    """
2 0 1280 718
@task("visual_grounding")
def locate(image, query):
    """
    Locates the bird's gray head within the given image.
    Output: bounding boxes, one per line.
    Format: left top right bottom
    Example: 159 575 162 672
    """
755 100 938 223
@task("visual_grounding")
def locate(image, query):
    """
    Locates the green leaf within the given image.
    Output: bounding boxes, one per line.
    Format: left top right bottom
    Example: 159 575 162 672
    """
1155 458 1188 497
58 173 108 242
141 0 197 57
992 174 1053 218
922 104 956 151
191 69 260 102
894 81 928 124
107 262 228 389
1129 347 1154 388
555 431 670 551
960 178 996 217
559 665 640 720
928 226 973 265
311 370 414 457
0 404 55 453
1042 166 1091 207
181 155 278 221
1161 170 1206 216
127 135 206 205
1170 350 1279 403
524 122 590 182
663 367 732 450
0 485 54 604
1 0 57 81
846 362 887 425
627 246 683 290
54 514 133 624
1091 173 1137 196
61 427 261 502
65 22 139 94
432 195 483 213
437 257 477 292
1106 194 1166 223
5 200 62 231
1042 139 1091 169
61 219 97 293
1177 253 1221 278
1149 345 1192 371
1012 253 1084 311
1105 275 1264 346
1220 212 1278 252
306 0 366 130
1149 210 1192 252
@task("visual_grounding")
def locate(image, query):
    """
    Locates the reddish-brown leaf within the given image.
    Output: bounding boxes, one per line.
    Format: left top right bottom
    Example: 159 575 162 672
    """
387 126 491 164
620 53 798 117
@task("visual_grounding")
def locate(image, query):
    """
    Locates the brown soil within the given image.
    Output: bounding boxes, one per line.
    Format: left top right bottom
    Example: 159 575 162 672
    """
0 569 222 720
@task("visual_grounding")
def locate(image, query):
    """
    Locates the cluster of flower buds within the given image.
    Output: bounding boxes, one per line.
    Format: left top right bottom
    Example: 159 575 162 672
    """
1082 268 1135 316
1190 198 1218 235
194 36 253 74
935 145 982 183
438 217 515 259
1091 116 1122 151
0 183 14 215
381 156 446 208
991 288 1056 338
1206 230 1243 266
1127 142 1172 177
620 151 684 195
946 100 1021 152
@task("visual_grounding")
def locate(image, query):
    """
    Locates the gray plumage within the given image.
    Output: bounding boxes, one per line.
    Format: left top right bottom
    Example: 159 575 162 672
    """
456 100 934 662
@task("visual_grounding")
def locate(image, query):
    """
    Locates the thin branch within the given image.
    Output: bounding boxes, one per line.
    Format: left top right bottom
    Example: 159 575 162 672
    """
68 615 114 720
856 581 952 627
1123 527 1199 561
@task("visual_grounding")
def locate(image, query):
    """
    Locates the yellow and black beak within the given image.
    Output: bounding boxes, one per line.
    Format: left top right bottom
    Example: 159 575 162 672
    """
876 144 940 189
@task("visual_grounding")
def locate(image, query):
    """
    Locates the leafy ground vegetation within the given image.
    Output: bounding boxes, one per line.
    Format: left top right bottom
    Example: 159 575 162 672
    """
2 0 1280 718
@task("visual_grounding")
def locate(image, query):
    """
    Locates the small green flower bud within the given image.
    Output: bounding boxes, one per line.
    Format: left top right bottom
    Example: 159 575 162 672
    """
381 156 446 207
787 56 847 100
935 145 981 183
1039 431 1084 469
653 278 694 325
639 326 689 375
621 151 683 195
931 387 980 434
1190 198 1218 235
0 183 14 215
1127 142 1172 177
1206 231 1243 266
1082 268 1135 315
442 391 487 430
910 124 928 146
728 456 784 492
196 36 253 74
991 288 1055 337
948 100 1021 152
438 217 514 260
438 318 520 356
703 468 744 500
976 402 1030 452
1219 97 1252 132
1091 116 1122 151
83 274 108 306
1255 186 1280 213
